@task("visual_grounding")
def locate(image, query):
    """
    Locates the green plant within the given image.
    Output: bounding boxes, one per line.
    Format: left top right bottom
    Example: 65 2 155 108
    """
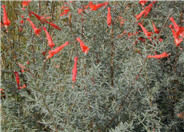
1 1 184 131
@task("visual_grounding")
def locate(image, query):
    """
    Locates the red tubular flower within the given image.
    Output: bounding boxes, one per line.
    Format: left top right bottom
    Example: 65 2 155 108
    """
22 0 31 8
170 17 180 32
135 10 146 21
29 11 51 22
86 2 93 8
139 0 148 6
60 9 70 16
95 2 108 10
2 5 11 27
135 1 156 20
60 6 70 16
14 72 20 88
78 2 107 14
169 25 183 47
43 27 55 49
46 41 69 59
27 18 41 36
45 21 62 30
138 23 152 39
176 27 184 38
88 2 108 11
29 11 61 30
144 1 156 17
169 17 184 38
107 7 111 26
72 57 78 82
152 22 159 34
29 11 42 21
76 37 89 54
147 52 169 59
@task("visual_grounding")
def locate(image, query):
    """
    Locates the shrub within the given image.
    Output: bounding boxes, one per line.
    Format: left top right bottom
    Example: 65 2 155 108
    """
1 1 184 131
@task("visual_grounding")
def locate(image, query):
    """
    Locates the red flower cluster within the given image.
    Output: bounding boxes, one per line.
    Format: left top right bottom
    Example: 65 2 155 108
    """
6 1 184 84
136 1 156 20
138 23 152 40
78 2 108 15
29 11 61 30
169 17 184 47
138 22 161 42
